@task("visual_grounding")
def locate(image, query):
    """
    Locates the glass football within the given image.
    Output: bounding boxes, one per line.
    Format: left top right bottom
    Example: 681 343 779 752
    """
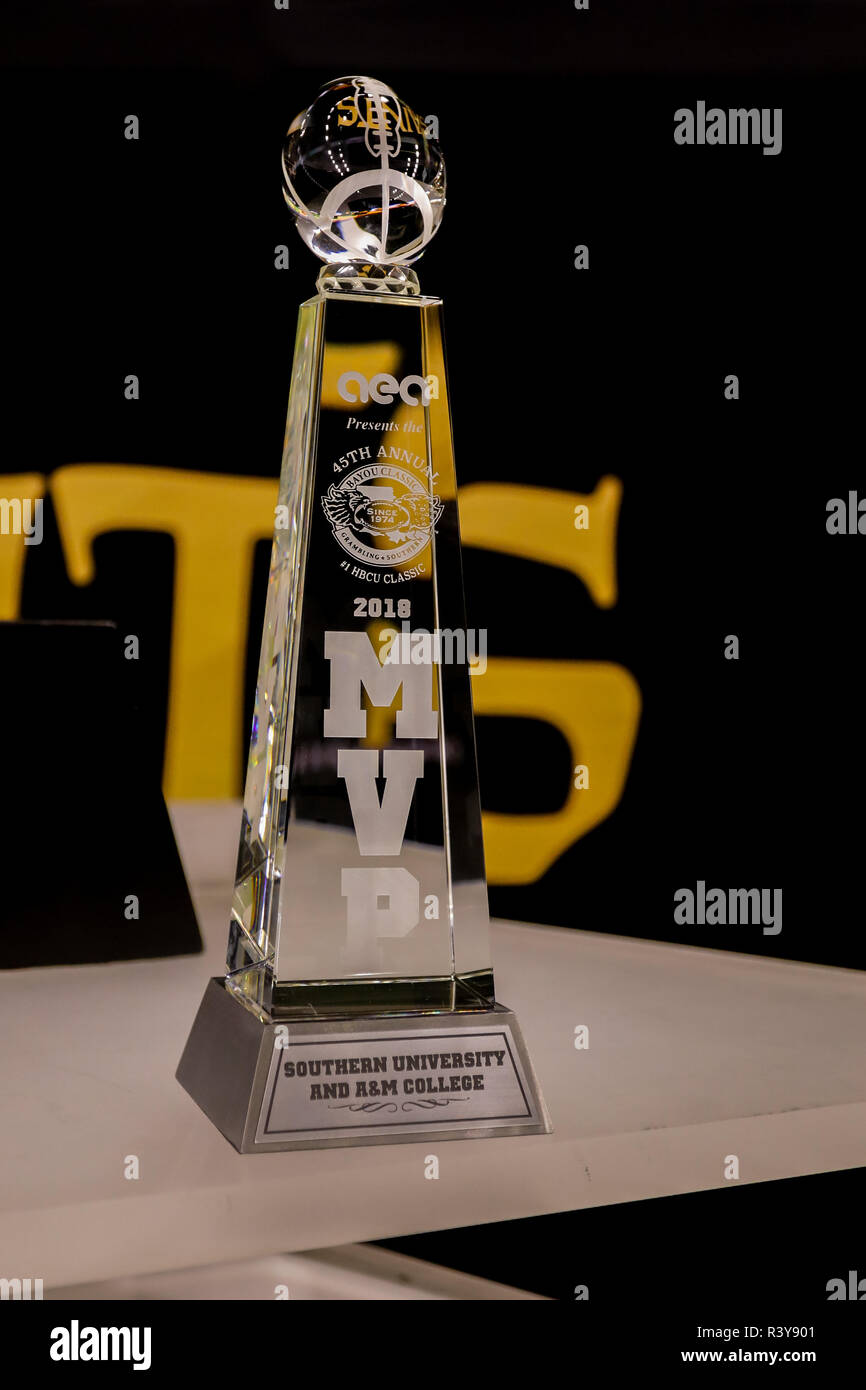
282 74 446 265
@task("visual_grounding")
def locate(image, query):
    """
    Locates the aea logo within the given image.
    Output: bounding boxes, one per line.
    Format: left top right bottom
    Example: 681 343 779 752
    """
337 371 437 407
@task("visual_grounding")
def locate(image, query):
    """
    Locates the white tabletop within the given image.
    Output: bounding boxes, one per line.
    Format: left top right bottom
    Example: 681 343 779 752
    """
2 801 865 1290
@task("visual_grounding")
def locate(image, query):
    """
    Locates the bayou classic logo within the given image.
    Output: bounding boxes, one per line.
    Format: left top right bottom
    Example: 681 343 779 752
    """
321 464 442 566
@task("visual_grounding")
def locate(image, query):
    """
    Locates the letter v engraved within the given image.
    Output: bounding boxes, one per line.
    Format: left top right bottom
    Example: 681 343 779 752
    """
337 749 424 855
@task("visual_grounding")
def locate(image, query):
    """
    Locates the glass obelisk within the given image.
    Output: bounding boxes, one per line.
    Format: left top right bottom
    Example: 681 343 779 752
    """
177 76 549 1151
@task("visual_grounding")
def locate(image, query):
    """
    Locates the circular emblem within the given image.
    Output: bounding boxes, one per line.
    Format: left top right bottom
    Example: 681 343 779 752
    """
321 464 442 567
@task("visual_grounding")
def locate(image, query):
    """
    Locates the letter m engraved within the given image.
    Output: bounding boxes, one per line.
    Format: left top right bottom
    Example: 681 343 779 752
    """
323 630 438 739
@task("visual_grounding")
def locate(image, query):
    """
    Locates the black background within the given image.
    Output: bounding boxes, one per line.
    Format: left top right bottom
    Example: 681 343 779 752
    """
2 4 863 966
0 620 200 958
1 0 865 1322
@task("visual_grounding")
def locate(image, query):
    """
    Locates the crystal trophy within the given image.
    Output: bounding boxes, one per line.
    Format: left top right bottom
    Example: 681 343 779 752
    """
177 76 549 1151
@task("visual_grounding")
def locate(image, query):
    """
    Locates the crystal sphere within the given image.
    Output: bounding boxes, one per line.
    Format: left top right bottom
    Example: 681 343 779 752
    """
282 75 445 265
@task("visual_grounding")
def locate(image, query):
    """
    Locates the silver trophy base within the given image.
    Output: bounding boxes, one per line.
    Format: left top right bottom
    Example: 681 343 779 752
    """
177 978 551 1152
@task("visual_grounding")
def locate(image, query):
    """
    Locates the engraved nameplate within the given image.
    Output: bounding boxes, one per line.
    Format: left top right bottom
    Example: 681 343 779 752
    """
255 1020 540 1144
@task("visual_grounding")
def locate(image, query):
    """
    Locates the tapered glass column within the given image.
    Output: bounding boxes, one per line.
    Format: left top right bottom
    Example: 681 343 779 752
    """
225 77 492 1020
